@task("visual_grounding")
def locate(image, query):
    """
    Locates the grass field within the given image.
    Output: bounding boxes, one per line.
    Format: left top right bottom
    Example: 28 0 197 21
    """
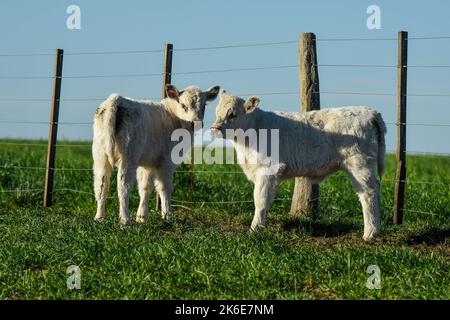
0 139 449 299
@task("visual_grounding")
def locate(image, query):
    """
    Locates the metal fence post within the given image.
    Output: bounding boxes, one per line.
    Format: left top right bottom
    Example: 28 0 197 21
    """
43 48 64 207
393 31 408 224
156 43 173 210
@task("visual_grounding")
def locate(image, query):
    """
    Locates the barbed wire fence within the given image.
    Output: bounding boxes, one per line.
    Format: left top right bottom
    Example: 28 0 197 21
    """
0 32 449 219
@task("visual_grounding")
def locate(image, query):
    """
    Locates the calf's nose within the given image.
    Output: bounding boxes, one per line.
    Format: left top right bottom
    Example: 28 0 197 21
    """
210 123 221 130
210 124 223 138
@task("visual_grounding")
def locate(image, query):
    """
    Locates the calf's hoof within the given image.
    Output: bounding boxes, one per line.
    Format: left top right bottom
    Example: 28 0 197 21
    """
136 214 147 223
250 224 266 233
94 215 104 223
363 229 380 242
119 217 132 226
161 212 172 221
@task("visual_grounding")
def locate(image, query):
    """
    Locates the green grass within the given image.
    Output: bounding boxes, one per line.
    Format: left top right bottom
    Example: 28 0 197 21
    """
0 139 449 299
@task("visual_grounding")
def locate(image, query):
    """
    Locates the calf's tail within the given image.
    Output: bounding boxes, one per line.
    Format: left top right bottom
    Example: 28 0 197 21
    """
372 111 387 177
94 94 121 167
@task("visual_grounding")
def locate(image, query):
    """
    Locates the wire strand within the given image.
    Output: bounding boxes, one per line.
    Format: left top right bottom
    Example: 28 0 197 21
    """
6 63 450 81
173 65 298 75
385 122 450 127
316 36 450 41
1 35 450 58
0 188 44 193
65 49 164 56
319 64 450 68
0 73 162 80
174 40 297 52
2 163 450 185
0 120 92 125
318 91 450 97
2 119 450 128
1 187 445 215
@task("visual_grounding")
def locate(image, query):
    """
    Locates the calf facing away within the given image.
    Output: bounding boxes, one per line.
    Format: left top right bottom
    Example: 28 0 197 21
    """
211 92 386 241
93 84 220 225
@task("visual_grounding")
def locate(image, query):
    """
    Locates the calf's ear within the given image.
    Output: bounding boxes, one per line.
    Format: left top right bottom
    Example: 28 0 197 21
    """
244 96 260 113
206 85 221 101
166 84 180 100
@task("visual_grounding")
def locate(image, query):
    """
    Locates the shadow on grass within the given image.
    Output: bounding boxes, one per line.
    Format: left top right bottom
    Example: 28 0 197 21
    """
406 228 450 245
283 217 355 237
3 193 43 208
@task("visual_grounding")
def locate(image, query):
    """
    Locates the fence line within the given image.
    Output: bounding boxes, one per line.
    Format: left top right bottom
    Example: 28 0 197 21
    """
385 122 450 127
0 73 162 80
386 150 450 156
0 120 92 125
0 97 157 102
1 32 450 219
5 63 450 81
0 97 51 101
1 141 450 157
0 187 444 217
172 65 298 75
1 163 450 186
316 36 450 41
0 142 91 147
0 142 49 146
0 53 54 57
0 49 164 58
174 41 297 51
2 34 450 58
0 188 45 193
65 49 164 56
318 91 450 97
8 90 450 102
0 41 297 58
318 64 450 68
3 119 450 128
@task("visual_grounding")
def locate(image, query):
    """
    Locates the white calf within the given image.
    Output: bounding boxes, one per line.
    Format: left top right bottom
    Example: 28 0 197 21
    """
93 84 220 225
211 92 386 241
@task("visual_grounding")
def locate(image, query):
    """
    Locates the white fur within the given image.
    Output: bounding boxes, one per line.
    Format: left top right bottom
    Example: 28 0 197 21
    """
211 93 386 241
92 85 219 224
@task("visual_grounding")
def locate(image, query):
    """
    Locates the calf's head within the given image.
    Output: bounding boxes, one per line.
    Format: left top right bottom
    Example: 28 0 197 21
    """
210 91 260 137
165 84 220 127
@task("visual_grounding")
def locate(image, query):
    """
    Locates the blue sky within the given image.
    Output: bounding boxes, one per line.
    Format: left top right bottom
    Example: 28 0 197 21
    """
0 0 449 153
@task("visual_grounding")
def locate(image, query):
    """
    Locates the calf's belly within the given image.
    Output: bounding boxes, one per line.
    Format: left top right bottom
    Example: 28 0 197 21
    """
281 154 342 181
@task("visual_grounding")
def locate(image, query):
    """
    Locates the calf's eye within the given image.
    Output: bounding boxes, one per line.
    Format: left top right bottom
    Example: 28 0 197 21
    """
181 103 188 112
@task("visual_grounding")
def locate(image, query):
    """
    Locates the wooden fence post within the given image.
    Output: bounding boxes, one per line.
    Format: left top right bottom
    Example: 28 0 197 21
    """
290 33 320 218
156 43 173 210
393 31 408 224
43 48 64 207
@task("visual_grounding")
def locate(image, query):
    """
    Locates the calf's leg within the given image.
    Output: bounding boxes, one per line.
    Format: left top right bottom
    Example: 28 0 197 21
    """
154 166 174 220
345 160 381 241
251 174 278 232
117 161 137 225
136 167 154 223
93 153 112 222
